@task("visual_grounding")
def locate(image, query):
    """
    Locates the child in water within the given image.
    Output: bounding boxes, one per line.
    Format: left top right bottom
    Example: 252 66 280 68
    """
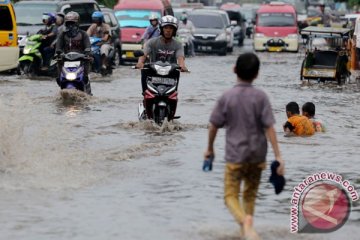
302 102 325 132
283 102 315 136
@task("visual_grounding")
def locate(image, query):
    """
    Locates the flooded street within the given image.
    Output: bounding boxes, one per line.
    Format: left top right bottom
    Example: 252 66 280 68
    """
0 40 359 240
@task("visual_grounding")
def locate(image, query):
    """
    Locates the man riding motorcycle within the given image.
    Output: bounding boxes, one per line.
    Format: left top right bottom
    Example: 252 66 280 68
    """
50 13 65 48
86 11 112 73
55 11 92 93
38 12 57 70
178 13 195 57
141 12 160 43
136 15 187 93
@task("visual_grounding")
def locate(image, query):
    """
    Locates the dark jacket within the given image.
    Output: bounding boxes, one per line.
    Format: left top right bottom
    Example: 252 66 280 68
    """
56 29 91 54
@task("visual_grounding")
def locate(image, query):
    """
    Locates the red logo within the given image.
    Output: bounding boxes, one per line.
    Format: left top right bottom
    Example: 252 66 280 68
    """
300 182 351 233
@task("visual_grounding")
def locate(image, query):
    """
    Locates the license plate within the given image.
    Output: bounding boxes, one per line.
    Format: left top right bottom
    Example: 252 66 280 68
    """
64 61 81 68
151 77 175 85
268 47 282 52
198 46 212 51
126 51 134 58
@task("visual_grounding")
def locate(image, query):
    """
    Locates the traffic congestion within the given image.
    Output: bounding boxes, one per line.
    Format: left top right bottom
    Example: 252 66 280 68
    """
0 0 360 239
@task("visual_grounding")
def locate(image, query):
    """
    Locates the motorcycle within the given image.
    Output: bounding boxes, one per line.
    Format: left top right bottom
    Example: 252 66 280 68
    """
138 61 182 125
57 52 92 95
17 34 57 77
89 36 114 76
177 28 193 57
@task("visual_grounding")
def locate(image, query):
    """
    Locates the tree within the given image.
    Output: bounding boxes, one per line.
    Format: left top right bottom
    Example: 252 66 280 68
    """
97 0 117 8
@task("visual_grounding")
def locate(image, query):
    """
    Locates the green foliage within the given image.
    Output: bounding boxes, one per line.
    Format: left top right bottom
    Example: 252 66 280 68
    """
98 0 117 8
348 0 360 7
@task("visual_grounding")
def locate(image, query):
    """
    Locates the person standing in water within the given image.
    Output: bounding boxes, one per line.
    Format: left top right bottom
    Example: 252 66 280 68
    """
204 52 284 240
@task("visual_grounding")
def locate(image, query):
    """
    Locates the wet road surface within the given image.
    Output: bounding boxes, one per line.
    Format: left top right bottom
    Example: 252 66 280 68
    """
0 39 359 239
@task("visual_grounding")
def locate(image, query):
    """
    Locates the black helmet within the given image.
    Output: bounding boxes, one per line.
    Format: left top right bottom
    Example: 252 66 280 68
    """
159 15 178 37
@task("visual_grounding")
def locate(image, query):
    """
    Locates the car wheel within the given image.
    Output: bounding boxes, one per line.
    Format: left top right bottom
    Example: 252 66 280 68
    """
227 46 233 53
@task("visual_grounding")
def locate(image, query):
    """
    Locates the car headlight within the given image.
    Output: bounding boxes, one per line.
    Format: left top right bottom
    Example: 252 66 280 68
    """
287 34 298 39
215 32 227 41
66 72 77 81
254 33 265 38
23 48 31 54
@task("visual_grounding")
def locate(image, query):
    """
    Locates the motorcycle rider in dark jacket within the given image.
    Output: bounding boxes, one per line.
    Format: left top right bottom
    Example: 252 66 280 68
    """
55 11 92 94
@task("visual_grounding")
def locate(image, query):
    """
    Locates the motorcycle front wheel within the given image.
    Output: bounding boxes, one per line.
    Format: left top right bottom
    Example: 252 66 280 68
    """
155 107 167 125
17 61 33 76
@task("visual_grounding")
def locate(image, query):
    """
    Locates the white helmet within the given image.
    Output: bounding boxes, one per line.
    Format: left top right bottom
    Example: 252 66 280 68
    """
149 12 159 21
159 15 178 37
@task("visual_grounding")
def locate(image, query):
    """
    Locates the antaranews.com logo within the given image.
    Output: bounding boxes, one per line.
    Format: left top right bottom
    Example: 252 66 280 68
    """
290 172 359 233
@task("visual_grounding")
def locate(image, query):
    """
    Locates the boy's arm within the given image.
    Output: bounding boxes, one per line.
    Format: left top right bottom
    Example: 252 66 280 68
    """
204 123 218 159
265 126 285 175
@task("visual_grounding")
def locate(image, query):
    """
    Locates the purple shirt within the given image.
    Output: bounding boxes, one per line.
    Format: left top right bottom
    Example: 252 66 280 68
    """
210 82 275 164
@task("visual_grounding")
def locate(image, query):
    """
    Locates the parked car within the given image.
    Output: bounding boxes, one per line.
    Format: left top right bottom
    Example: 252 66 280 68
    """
220 3 245 46
0 0 18 72
191 9 234 52
100 7 122 66
14 0 101 54
187 11 228 56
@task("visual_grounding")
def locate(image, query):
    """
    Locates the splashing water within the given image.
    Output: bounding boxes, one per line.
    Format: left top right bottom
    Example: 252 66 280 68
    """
0 93 107 190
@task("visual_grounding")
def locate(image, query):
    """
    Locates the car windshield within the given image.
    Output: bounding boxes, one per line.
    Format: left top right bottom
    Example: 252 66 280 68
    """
258 13 295 27
114 10 161 28
14 3 57 25
189 14 225 29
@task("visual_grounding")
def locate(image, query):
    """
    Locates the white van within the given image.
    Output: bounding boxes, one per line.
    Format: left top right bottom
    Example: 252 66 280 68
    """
0 0 19 72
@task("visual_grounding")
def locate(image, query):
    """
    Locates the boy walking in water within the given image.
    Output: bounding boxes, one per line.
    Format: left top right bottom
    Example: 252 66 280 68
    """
204 53 284 240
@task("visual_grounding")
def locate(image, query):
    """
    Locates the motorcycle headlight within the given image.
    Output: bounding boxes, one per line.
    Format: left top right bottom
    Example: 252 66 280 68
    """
215 32 227 41
23 48 31 54
147 83 158 93
287 34 298 39
66 72 77 81
154 65 171 76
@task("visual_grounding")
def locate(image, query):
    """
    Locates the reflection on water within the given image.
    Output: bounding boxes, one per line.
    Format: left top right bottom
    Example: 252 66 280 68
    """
0 41 359 239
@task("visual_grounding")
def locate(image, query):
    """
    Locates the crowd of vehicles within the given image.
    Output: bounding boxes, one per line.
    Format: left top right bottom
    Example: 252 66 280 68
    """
1 0 358 118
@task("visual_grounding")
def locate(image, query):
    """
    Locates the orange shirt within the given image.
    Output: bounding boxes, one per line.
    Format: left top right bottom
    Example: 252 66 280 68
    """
287 115 315 136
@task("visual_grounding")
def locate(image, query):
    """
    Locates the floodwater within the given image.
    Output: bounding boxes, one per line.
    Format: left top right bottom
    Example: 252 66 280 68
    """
0 40 359 240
